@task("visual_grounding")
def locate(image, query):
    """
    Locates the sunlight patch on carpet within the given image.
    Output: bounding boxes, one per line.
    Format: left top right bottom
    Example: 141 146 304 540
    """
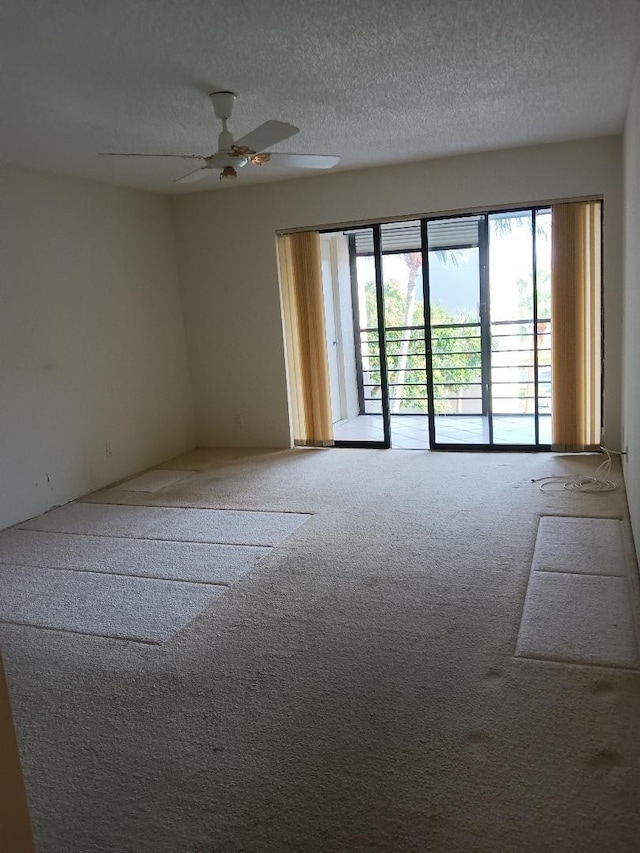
19 502 310 546
0 530 270 584
0 565 223 643
516 572 638 668
19 503 178 537
533 516 627 576
1 502 311 641
516 516 638 669
115 469 194 492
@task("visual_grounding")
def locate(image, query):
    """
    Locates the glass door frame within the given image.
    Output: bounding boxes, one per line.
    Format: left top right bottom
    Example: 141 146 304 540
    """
333 223 392 448
372 225 392 448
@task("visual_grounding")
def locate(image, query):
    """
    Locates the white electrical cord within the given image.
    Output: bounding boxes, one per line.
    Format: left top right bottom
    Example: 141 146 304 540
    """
532 447 622 494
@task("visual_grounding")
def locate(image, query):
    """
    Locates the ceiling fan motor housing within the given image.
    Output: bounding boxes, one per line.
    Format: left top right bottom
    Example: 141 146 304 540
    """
204 153 249 170
209 90 237 121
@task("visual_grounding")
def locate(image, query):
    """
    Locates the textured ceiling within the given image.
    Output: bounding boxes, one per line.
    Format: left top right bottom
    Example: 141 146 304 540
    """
1 0 640 194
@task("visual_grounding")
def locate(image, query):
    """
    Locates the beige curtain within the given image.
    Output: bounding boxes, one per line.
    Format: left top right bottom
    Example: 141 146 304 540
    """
277 232 334 447
551 201 602 451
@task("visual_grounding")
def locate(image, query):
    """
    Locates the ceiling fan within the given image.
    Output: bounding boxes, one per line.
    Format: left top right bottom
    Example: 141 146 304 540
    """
100 91 340 184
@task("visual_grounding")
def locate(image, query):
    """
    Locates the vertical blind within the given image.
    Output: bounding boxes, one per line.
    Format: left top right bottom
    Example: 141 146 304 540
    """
551 201 602 451
277 232 334 447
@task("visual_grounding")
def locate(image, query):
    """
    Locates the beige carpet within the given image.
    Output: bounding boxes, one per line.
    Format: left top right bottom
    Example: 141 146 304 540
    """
1 449 639 853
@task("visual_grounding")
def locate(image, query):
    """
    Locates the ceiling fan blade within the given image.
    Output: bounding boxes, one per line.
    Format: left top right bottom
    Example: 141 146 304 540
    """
173 167 214 184
233 120 299 153
262 152 340 170
99 152 207 159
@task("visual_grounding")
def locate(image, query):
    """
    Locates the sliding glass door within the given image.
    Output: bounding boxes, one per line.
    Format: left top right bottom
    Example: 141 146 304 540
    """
428 208 552 449
428 215 489 446
322 205 558 450
487 210 552 446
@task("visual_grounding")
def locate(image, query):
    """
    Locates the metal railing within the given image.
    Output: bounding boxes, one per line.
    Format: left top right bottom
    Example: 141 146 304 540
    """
359 318 551 416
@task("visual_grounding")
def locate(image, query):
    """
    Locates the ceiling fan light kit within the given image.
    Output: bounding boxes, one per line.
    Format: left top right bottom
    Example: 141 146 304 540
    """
99 90 339 186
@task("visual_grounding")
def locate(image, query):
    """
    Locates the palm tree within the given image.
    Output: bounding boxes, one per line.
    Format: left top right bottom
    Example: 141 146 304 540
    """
389 252 422 413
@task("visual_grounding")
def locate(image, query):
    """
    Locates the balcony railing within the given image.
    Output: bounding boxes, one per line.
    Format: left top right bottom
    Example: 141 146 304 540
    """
358 318 551 416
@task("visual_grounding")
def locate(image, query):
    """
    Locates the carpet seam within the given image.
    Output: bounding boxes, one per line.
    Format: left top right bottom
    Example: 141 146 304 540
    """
13 528 285 547
75 500 316 516
0 563 234 586
4 529 272 550
532 568 628 578
513 652 639 671
511 654 640 674
0 619 163 645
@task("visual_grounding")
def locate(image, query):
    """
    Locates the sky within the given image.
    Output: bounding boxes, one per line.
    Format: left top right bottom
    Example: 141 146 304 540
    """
356 212 552 324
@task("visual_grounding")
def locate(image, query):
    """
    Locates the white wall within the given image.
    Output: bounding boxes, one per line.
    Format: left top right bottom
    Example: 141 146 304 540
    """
623 60 640 557
0 165 195 529
172 137 623 450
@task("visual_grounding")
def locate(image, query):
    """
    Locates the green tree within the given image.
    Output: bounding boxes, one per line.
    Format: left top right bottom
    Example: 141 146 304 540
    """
361 276 481 414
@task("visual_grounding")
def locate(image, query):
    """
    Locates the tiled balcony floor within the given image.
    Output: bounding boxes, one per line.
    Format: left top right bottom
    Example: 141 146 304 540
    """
333 414 552 449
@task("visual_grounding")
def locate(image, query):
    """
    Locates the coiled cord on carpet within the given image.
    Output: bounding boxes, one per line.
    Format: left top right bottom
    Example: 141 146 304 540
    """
532 447 623 494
